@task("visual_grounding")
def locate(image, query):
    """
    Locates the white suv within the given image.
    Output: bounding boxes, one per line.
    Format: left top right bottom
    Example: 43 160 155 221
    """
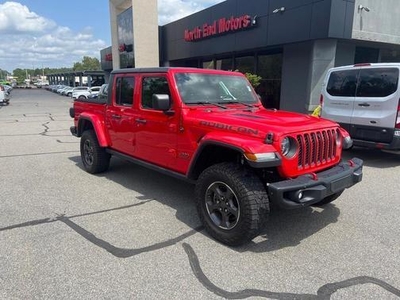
72 86 101 99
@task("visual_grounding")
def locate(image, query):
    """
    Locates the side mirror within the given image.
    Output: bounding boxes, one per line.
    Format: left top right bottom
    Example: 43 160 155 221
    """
152 94 172 112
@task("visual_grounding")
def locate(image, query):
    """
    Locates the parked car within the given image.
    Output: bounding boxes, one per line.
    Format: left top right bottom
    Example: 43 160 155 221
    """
3 84 12 93
51 85 64 92
72 86 101 99
321 63 400 150
71 86 90 99
61 86 74 97
0 84 10 105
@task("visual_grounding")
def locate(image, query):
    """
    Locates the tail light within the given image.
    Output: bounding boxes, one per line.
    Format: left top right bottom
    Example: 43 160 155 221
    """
396 99 400 129
319 94 323 106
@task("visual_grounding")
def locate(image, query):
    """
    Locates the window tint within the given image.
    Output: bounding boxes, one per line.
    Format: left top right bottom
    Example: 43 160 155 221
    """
141 77 170 109
327 70 358 97
175 73 258 103
356 68 399 97
115 77 134 106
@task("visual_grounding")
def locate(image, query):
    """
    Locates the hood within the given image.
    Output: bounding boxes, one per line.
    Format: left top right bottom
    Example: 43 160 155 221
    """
184 106 339 139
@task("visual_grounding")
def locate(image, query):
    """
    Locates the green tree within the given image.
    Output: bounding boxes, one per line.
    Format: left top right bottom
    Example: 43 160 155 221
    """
73 56 101 71
12 68 28 84
0 68 9 81
245 72 262 88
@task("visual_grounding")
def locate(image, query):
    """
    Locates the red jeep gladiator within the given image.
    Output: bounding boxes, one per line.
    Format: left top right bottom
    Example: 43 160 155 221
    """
70 67 363 246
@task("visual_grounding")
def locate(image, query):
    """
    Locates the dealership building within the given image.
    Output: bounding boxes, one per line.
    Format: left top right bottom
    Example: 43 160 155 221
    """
106 0 400 113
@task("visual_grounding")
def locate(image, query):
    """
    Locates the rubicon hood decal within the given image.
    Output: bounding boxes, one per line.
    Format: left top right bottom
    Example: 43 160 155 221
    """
199 120 259 136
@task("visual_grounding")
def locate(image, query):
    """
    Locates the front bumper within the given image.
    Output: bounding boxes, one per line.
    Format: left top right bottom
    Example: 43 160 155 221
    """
267 157 363 209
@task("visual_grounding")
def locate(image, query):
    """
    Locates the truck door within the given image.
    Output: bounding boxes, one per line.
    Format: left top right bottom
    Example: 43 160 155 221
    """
134 74 179 169
321 69 358 133
106 75 137 155
351 67 399 143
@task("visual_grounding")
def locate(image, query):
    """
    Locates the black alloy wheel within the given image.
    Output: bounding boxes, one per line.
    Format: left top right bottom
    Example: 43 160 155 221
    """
195 162 270 246
205 181 240 230
83 138 94 167
80 130 110 174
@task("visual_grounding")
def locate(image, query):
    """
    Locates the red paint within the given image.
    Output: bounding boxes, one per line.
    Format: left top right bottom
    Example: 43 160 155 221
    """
71 67 345 178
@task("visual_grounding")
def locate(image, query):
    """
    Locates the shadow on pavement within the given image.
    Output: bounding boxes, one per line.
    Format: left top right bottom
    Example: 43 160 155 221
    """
68 155 340 253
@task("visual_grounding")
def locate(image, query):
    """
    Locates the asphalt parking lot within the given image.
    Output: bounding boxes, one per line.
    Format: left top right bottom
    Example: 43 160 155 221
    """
1 89 400 299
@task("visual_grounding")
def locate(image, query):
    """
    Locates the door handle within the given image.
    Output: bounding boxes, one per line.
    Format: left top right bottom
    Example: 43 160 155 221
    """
112 114 121 119
358 103 370 107
135 118 147 124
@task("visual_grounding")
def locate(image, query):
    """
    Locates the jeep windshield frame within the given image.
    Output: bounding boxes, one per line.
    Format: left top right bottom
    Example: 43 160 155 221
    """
174 72 259 105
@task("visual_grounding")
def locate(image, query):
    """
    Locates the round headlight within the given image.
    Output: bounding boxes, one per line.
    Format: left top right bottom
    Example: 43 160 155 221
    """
280 136 297 158
281 137 290 156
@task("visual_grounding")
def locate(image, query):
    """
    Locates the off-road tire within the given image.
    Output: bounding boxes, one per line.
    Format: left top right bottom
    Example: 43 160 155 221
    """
80 130 110 174
195 162 270 246
312 190 344 206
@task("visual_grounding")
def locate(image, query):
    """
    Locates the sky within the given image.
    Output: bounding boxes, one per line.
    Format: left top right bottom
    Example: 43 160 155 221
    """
0 0 225 73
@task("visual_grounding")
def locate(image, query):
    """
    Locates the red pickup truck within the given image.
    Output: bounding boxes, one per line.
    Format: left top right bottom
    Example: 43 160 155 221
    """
70 67 363 246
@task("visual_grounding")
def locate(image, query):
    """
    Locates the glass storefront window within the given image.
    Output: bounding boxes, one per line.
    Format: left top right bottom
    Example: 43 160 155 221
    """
203 60 214 69
354 47 379 64
235 56 254 74
117 7 134 68
256 54 282 109
380 49 400 62
215 58 233 70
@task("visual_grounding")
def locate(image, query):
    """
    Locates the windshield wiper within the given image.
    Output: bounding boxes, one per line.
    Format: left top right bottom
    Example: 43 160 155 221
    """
186 101 227 109
218 100 254 108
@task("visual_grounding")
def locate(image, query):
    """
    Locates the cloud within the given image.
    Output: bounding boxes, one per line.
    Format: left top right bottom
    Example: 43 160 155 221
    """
158 0 225 25
0 1 106 72
0 1 56 34
0 0 225 72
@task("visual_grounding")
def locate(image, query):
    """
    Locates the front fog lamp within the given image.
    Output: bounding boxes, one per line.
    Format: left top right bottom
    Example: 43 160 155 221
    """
280 136 297 157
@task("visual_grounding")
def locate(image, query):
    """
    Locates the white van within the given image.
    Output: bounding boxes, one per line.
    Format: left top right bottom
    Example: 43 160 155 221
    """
320 63 400 150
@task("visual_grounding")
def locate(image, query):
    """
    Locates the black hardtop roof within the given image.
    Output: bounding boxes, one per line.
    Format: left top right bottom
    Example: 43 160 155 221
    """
111 67 170 74
110 67 236 75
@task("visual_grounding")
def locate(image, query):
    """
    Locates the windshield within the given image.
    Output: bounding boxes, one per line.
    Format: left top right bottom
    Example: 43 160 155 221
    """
174 73 259 104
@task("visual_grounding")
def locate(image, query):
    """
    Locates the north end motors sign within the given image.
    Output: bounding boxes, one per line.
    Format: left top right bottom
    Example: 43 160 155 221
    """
184 14 256 42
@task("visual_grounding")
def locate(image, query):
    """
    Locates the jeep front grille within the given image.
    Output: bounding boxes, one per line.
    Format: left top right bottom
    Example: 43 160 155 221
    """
296 129 337 170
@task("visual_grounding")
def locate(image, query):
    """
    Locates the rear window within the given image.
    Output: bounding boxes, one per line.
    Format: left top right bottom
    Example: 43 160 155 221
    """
356 68 399 97
327 70 358 97
327 67 399 98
